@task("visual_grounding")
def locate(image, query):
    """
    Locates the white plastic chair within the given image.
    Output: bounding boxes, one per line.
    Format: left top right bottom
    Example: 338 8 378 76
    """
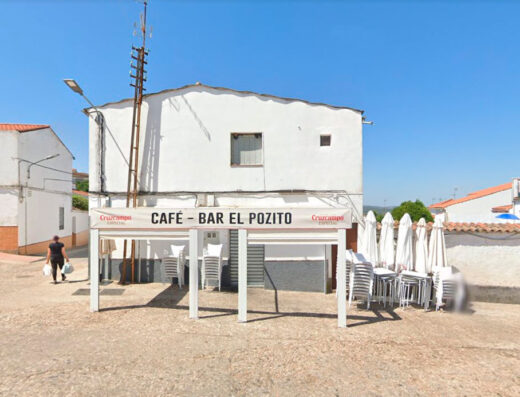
335 249 354 297
202 243 223 290
373 267 397 307
398 270 430 309
348 261 374 309
163 244 186 288
433 267 464 311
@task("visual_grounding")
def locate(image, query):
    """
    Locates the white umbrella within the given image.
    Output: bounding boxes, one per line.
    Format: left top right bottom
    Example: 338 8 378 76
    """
357 220 364 257
360 211 378 265
395 213 413 272
428 216 448 271
415 217 428 274
379 212 395 269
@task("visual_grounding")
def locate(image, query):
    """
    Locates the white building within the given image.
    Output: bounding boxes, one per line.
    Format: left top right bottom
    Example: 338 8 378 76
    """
88 83 364 291
429 179 520 223
0 123 88 254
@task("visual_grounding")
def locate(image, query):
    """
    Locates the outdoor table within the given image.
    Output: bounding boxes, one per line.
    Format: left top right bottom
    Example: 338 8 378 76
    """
373 267 397 307
400 270 431 310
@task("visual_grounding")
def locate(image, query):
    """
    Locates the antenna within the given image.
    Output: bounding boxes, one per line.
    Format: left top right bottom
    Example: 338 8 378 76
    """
452 187 458 199
121 0 151 284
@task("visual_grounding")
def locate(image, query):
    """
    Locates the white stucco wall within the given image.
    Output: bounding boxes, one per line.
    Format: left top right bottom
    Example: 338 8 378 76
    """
0 130 19 186
0 189 19 226
17 128 74 245
0 130 21 228
444 189 512 222
89 86 364 263
448 245 520 287
89 86 363 198
513 201 520 217
72 210 89 233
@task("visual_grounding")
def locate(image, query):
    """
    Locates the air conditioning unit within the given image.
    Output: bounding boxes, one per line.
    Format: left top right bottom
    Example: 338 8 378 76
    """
513 178 520 200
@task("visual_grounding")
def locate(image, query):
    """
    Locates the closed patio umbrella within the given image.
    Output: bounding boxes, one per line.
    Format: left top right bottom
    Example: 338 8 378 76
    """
415 218 428 274
395 213 413 272
379 212 395 269
360 211 378 265
428 216 448 270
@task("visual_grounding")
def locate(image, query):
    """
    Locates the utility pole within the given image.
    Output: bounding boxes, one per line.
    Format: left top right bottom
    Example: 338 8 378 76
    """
121 0 150 284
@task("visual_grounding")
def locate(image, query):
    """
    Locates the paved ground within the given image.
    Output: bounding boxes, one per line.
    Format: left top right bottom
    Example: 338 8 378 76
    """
1 253 519 396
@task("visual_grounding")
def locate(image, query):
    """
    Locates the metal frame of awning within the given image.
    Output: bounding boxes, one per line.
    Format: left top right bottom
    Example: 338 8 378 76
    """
90 228 348 328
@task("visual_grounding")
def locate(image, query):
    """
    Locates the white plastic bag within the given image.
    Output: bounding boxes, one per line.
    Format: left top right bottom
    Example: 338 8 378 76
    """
42 264 52 276
61 262 74 274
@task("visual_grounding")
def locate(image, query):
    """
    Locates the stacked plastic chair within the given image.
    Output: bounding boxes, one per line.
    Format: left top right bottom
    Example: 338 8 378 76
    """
433 266 465 311
335 249 353 297
348 253 374 309
397 272 421 308
202 243 224 291
163 244 186 288
373 267 397 307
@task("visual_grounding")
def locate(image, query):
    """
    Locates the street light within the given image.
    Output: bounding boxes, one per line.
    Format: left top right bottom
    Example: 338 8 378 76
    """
27 154 60 179
63 77 108 193
63 78 104 127
63 79 83 95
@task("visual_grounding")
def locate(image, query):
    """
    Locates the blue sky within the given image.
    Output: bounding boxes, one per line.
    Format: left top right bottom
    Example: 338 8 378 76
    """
2 0 519 206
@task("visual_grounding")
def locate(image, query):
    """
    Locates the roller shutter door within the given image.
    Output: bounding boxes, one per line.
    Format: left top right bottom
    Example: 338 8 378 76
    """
229 230 265 287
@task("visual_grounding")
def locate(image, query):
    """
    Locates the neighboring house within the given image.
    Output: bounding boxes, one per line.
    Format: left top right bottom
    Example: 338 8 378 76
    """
429 179 520 222
0 123 89 254
72 168 89 189
87 83 364 291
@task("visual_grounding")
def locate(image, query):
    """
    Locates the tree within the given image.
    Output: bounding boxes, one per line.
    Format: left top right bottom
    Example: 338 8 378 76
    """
391 200 433 223
72 195 88 211
76 180 89 192
371 210 384 223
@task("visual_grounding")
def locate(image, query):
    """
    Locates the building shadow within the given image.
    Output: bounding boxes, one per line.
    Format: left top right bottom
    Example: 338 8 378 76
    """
100 286 402 327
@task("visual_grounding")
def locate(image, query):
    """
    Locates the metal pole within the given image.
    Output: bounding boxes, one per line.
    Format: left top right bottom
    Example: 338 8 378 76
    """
90 228 100 312
337 229 347 328
238 229 248 323
189 229 199 319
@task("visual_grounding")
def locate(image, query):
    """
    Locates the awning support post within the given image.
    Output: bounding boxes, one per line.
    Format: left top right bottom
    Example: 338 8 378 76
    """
189 229 199 319
337 228 347 328
90 228 100 312
238 228 248 323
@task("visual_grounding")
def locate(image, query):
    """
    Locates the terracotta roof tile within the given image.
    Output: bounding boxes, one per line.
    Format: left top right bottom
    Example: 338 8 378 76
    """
491 204 513 213
429 182 512 209
377 221 520 233
72 190 88 197
0 123 49 132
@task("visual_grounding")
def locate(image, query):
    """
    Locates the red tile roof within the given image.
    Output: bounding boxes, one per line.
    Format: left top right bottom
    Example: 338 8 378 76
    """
491 204 513 213
72 190 88 197
377 221 520 233
0 123 49 132
429 182 512 209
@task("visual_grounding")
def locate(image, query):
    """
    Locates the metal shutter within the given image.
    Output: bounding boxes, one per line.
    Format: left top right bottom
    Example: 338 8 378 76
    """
229 229 265 287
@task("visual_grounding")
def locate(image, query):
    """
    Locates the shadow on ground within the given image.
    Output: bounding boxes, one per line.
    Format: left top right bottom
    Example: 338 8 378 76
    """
100 286 402 327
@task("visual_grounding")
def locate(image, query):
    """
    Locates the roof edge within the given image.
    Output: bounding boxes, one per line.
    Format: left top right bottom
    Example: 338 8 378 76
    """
84 83 364 114
430 182 512 209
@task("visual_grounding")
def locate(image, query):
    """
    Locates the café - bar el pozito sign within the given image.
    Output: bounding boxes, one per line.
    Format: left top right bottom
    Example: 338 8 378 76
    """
90 207 352 230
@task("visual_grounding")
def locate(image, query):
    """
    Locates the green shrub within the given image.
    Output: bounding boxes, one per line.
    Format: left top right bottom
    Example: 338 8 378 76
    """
76 180 89 192
72 195 88 211
391 200 433 223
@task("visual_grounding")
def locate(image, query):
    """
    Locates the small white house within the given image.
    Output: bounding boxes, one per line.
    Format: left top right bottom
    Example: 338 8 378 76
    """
87 83 364 291
0 123 88 254
430 180 520 223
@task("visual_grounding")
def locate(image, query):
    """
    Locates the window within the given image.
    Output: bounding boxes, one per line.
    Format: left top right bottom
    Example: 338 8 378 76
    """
320 134 331 146
59 207 64 230
231 133 263 166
